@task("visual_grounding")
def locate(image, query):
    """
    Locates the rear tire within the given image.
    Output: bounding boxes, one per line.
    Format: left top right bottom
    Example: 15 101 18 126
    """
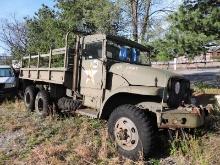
24 86 37 111
108 104 155 160
35 90 50 117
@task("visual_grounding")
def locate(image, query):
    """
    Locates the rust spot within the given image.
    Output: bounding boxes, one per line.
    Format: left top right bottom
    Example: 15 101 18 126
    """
191 107 201 116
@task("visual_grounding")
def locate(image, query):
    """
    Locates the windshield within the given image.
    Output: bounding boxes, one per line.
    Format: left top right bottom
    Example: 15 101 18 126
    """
106 40 150 65
0 68 14 77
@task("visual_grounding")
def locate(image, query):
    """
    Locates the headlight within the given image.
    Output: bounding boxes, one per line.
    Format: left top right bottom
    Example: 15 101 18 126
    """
174 82 180 94
4 83 15 88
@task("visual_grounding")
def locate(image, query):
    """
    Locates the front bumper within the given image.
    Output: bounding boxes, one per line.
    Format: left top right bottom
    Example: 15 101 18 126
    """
158 105 207 129
0 87 17 98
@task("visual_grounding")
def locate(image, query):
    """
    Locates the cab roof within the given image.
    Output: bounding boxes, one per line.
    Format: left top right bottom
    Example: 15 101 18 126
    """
107 35 153 52
0 65 11 68
79 33 153 52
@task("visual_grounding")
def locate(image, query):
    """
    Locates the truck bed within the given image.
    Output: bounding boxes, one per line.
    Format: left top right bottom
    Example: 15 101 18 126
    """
20 47 74 85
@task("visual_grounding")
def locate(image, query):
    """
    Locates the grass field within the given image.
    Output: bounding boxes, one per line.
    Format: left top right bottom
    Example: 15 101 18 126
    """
0 97 220 165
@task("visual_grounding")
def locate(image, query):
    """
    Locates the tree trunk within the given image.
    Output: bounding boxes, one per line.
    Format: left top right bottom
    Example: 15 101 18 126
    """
130 0 138 41
140 0 151 42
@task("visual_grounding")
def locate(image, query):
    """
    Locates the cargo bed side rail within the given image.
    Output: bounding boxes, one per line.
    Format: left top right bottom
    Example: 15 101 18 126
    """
20 47 70 84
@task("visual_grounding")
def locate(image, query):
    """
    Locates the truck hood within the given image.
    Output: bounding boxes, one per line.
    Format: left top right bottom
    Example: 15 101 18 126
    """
0 77 15 84
109 63 182 87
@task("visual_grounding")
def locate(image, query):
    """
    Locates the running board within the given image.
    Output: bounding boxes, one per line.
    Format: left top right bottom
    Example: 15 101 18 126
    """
75 108 99 118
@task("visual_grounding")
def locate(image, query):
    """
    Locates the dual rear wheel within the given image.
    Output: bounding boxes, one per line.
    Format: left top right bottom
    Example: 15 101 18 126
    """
24 86 156 160
24 86 49 117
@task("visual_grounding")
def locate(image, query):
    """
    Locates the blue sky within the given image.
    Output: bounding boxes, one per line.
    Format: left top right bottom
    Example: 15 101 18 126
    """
0 0 55 20
0 0 55 54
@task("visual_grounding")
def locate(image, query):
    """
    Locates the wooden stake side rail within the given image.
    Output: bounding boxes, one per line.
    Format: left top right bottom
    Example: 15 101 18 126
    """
22 48 67 59
20 47 73 85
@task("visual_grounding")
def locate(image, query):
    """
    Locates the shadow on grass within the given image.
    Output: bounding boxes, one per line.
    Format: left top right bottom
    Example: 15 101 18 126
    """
150 130 171 160
0 97 19 105
195 94 216 106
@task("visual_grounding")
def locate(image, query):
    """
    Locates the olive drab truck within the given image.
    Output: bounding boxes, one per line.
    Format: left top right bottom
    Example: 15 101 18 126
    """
19 32 207 160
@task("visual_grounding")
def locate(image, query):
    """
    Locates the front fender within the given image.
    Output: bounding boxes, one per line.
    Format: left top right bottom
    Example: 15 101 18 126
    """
99 86 166 118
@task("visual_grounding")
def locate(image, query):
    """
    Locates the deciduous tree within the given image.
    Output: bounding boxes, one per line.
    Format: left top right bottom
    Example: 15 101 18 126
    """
0 15 27 59
117 0 176 42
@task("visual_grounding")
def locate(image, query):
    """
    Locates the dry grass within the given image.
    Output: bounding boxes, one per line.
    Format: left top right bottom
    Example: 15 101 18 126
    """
0 98 220 165
193 81 220 95
27 144 68 165
169 104 220 165
0 100 132 165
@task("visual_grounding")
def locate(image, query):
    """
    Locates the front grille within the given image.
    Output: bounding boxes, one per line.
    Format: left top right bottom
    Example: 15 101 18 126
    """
167 78 191 108
0 83 5 89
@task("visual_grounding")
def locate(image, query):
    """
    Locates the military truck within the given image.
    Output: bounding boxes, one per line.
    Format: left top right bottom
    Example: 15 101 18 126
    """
19 33 206 160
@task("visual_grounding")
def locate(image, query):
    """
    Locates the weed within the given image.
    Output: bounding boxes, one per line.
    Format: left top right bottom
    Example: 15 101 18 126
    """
150 158 160 165
194 81 220 94
92 120 103 130
0 100 220 164
0 127 5 133
0 151 10 165
170 135 210 165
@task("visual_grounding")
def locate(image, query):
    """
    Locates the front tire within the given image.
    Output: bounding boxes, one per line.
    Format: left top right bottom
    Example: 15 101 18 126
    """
108 104 155 160
35 90 50 117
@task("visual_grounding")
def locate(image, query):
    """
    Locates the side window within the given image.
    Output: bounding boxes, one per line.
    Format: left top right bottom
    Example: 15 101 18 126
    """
83 42 102 59
106 44 120 60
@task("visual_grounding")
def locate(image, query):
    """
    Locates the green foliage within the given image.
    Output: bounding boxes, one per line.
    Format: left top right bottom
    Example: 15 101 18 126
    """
149 158 160 165
4 0 219 61
177 0 220 39
170 137 209 165
151 39 178 62
0 152 10 164
152 0 220 60
57 0 120 34
194 81 212 92
21 1 121 56
51 55 64 68
26 5 65 54
156 51 170 61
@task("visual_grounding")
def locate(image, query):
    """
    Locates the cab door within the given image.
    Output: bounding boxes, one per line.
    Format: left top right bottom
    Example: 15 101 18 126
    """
80 35 106 109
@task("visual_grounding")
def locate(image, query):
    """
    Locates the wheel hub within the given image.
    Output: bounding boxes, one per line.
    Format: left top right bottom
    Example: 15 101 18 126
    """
114 117 139 151
118 129 129 140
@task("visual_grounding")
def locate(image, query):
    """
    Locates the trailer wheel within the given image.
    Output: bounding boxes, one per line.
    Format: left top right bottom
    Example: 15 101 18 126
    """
108 104 155 160
35 90 50 117
24 86 37 111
